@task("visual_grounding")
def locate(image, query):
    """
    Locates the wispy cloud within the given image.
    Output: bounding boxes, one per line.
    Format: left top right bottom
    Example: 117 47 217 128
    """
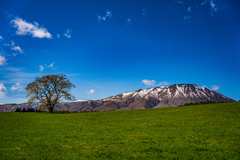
0 83 7 98
11 46 23 53
178 1 184 4
11 83 23 92
184 6 192 22
0 35 3 40
210 0 218 16
201 0 208 6
97 10 112 22
0 97 27 104
184 15 191 21
4 40 15 46
187 7 192 13
0 67 23 72
11 17 52 38
85 81 105 89
127 17 132 23
0 55 7 66
141 79 156 87
56 34 60 38
39 65 44 72
85 89 95 95
39 62 55 71
211 85 220 91
142 8 147 17
4 40 23 54
126 17 132 27
0 67 42 84
174 0 225 20
63 29 72 38
48 62 55 69
157 81 170 86
174 0 184 4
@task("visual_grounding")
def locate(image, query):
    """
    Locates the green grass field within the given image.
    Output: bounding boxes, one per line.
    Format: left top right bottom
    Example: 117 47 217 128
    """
0 103 240 159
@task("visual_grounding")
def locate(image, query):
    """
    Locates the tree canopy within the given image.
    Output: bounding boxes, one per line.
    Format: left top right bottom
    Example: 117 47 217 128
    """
25 74 76 112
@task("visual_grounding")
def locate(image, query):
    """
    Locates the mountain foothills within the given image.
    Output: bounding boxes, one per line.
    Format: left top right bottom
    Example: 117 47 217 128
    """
0 84 236 112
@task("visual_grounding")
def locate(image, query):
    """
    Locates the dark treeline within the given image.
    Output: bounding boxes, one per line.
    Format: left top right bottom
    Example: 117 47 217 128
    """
180 100 234 106
15 107 101 113
53 110 101 114
15 108 37 112
14 100 237 113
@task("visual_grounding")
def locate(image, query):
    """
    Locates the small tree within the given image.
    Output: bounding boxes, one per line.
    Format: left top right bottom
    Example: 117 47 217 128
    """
22 108 26 112
15 107 21 112
25 74 76 113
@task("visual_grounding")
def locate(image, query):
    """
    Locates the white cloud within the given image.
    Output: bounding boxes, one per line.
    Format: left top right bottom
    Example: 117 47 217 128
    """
158 81 170 86
11 17 52 38
48 62 55 69
141 79 156 87
211 85 220 91
0 55 7 66
85 89 95 95
0 35 3 40
11 46 23 53
11 83 23 92
0 83 7 98
39 65 44 71
63 29 72 38
12 53 17 56
97 10 112 22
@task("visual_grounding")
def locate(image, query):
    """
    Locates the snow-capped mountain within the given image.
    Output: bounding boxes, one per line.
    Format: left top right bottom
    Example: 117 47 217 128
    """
99 84 235 110
106 84 231 102
0 84 236 112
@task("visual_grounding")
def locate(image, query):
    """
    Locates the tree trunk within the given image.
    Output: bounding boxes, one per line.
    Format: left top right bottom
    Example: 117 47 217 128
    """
50 105 54 113
47 104 54 113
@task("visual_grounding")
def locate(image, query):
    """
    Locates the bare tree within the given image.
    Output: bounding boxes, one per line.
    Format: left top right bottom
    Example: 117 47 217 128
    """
26 74 76 113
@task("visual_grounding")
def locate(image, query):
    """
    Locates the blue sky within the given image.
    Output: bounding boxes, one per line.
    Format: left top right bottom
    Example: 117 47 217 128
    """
0 0 239 104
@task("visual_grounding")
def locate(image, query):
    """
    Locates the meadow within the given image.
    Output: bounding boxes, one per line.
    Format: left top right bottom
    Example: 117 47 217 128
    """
0 102 239 159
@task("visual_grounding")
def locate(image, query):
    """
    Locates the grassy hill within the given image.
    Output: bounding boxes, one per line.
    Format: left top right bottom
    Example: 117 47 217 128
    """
0 102 239 159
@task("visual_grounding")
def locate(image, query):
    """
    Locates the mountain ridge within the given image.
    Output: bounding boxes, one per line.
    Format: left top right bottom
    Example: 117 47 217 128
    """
0 84 236 112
